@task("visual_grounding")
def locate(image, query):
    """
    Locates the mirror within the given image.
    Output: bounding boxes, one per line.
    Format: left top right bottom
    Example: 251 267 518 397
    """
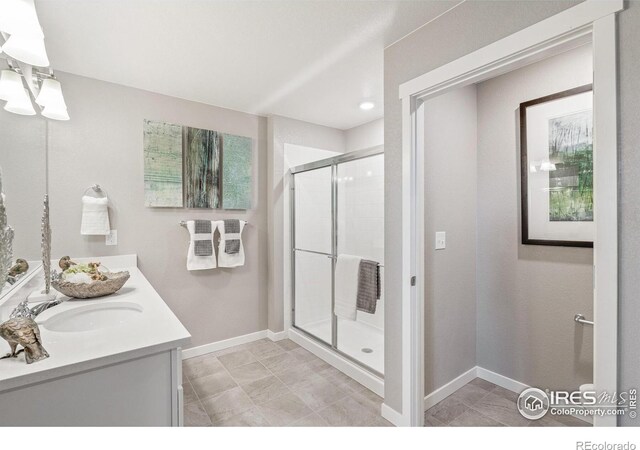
0 105 47 299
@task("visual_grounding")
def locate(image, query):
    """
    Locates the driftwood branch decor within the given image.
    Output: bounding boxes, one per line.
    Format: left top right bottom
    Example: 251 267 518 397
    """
41 195 52 294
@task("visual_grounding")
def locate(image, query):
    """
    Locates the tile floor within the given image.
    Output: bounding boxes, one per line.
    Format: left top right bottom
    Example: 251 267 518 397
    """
182 338 393 427
424 378 591 427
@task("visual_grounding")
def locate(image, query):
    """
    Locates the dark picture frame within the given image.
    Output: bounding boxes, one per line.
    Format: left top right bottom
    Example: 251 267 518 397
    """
519 84 593 248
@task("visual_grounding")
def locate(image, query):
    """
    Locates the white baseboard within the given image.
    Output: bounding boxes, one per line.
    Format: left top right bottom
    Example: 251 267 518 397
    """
424 367 477 410
381 403 408 427
267 329 288 341
288 328 384 397
476 367 528 394
182 330 268 360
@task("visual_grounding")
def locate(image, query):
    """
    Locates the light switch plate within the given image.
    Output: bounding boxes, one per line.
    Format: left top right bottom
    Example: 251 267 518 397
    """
106 229 118 246
435 231 446 250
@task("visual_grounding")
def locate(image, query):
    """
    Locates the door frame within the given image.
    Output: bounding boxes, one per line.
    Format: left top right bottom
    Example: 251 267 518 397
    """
396 0 622 427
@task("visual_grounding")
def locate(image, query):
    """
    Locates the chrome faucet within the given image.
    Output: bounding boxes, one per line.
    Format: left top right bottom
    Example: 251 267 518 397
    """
10 297 65 320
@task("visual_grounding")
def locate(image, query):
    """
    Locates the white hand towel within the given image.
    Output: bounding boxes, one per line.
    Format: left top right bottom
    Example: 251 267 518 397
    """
186 220 217 271
334 254 362 321
80 196 110 235
217 220 246 268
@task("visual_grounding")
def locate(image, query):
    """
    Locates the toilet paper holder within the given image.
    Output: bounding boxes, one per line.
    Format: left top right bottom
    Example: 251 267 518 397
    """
574 314 594 326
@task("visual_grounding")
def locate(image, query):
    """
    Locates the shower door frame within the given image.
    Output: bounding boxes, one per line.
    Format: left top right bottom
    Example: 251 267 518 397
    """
290 146 384 378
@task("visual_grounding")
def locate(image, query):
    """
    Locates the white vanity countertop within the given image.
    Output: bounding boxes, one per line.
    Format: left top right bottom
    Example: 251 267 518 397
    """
0 255 191 392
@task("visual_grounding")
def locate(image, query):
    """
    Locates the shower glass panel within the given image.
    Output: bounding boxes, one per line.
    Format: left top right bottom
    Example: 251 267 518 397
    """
291 147 384 377
336 154 385 374
293 166 333 344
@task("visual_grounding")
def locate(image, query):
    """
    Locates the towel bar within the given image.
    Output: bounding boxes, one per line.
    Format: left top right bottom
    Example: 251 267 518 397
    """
179 220 249 227
293 248 384 267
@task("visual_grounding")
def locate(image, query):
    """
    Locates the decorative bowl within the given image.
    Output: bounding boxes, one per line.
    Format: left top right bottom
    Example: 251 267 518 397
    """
51 271 130 299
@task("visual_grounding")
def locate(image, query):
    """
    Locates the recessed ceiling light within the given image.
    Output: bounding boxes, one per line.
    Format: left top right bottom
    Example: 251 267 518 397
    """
359 101 375 111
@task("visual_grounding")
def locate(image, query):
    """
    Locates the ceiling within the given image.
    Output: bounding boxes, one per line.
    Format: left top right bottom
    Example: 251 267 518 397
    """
35 0 459 130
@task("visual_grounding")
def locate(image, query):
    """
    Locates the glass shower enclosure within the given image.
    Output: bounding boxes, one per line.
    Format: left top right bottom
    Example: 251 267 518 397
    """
290 147 384 376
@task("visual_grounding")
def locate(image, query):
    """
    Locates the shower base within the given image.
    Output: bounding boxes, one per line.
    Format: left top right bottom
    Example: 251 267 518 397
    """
296 319 384 374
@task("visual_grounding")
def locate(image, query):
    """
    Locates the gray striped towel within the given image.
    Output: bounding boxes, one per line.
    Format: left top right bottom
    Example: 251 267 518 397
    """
193 220 213 256
223 219 241 254
194 240 213 256
224 219 240 233
195 220 212 233
225 239 241 254
356 259 381 314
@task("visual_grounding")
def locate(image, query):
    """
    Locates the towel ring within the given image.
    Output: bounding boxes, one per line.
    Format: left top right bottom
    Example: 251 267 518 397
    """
83 184 108 199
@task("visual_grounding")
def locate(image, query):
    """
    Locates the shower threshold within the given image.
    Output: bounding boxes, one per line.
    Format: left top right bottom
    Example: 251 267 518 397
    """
288 326 384 397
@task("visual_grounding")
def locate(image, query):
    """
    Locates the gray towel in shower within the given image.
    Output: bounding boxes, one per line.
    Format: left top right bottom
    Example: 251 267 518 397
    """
193 220 213 256
356 259 381 314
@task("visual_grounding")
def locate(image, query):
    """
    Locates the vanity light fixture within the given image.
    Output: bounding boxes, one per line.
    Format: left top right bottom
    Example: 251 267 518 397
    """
0 0 45 38
2 33 49 67
4 87 35 115
36 78 66 108
0 66 69 120
0 69 23 101
41 104 69 121
359 101 375 111
0 0 49 67
0 0 68 119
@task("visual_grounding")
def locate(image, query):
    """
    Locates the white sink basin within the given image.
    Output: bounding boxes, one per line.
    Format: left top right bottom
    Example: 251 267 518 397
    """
42 302 143 333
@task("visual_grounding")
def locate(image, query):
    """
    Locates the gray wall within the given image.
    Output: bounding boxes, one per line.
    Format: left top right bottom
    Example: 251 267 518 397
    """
476 45 593 391
345 118 384 153
384 0 581 413
617 0 640 428
423 85 478 394
46 72 268 349
267 115 345 332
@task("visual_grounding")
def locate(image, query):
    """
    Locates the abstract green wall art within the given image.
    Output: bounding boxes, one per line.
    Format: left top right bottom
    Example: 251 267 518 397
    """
221 133 252 210
184 127 221 209
143 120 184 207
143 119 253 209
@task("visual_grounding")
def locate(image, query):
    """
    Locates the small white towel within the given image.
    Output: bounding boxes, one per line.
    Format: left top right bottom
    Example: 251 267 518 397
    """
217 220 247 268
186 220 217 271
80 196 110 235
334 254 362 321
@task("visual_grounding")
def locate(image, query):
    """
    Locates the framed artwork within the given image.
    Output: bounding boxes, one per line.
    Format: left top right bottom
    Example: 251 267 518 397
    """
143 119 253 209
520 84 593 247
